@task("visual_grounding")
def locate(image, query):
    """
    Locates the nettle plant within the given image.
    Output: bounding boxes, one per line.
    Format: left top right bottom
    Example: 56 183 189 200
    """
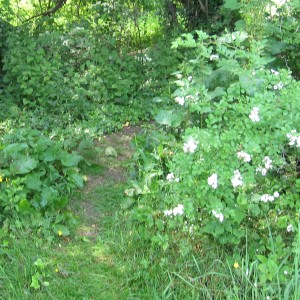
129 30 300 283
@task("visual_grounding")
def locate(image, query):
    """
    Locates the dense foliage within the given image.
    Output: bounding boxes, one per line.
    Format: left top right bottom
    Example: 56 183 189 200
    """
0 0 300 298
127 30 300 290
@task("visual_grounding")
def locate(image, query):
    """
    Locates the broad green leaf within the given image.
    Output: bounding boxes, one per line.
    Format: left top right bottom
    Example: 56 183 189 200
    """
232 31 248 43
239 74 256 96
266 39 286 55
180 33 197 48
257 255 267 263
152 96 166 103
250 194 261 203
27 56 34 63
60 152 82 167
204 221 224 237
154 110 184 127
248 203 261 217
25 87 33 95
3 143 28 158
277 216 288 228
224 0 241 11
195 30 209 41
235 19 246 31
25 173 42 191
41 187 59 207
171 40 179 49
34 258 46 269
42 147 61 162
174 80 185 87
34 137 51 153
69 172 84 188
232 210 246 224
11 156 38 174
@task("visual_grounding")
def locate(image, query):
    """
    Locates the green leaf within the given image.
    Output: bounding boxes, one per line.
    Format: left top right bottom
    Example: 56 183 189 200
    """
18 199 32 213
25 173 42 191
204 221 224 237
237 192 248 206
235 19 246 31
224 0 241 11
239 73 264 96
154 110 184 127
30 273 41 290
53 196 69 210
277 216 288 228
152 96 168 103
42 147 60 162
41 187 59 207
248 203 261 217
267 259 278 276
3 143 28 158
60 152 82 167
25 87 33 95
232 210 246 224
34 258 46 270
120 198 135 209
232 31 248 43
208 87 226 100
250 194 261 203
11 156 38 174
171 40 179 49
257 255 267 263
69 172 84 188
266 39 286 55
53 225 70 236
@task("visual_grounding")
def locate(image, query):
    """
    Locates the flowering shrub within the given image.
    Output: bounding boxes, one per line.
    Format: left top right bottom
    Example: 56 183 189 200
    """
128 30 300 285
223 0 300 78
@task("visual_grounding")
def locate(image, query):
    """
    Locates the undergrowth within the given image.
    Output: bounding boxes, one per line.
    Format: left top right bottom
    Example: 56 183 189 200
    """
0 0 300 298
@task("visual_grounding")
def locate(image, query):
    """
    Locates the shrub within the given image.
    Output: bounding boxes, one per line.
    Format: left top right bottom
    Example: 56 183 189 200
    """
127 30 300 290
223 0 300 78
1 24 145 120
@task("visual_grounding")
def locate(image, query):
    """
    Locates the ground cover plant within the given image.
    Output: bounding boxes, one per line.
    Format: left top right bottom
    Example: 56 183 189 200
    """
0 0 300 299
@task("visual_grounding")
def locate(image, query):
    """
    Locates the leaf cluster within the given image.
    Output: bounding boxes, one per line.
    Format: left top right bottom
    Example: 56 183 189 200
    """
0 129 83 236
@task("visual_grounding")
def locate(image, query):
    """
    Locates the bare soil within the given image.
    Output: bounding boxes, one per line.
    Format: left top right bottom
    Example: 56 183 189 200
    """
75 124 142 236
85 125 141 190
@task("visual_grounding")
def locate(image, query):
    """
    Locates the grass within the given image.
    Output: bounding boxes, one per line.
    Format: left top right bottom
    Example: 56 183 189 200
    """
0 183 134 300
0 128 142 300
1 125 300 299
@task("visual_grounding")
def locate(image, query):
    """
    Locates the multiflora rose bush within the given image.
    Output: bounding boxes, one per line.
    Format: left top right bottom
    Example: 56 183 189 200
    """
128 30 300 284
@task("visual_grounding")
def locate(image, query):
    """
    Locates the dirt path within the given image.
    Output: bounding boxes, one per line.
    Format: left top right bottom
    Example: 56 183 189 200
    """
52 125 143 299
85 125 141 191
74 125 141 224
